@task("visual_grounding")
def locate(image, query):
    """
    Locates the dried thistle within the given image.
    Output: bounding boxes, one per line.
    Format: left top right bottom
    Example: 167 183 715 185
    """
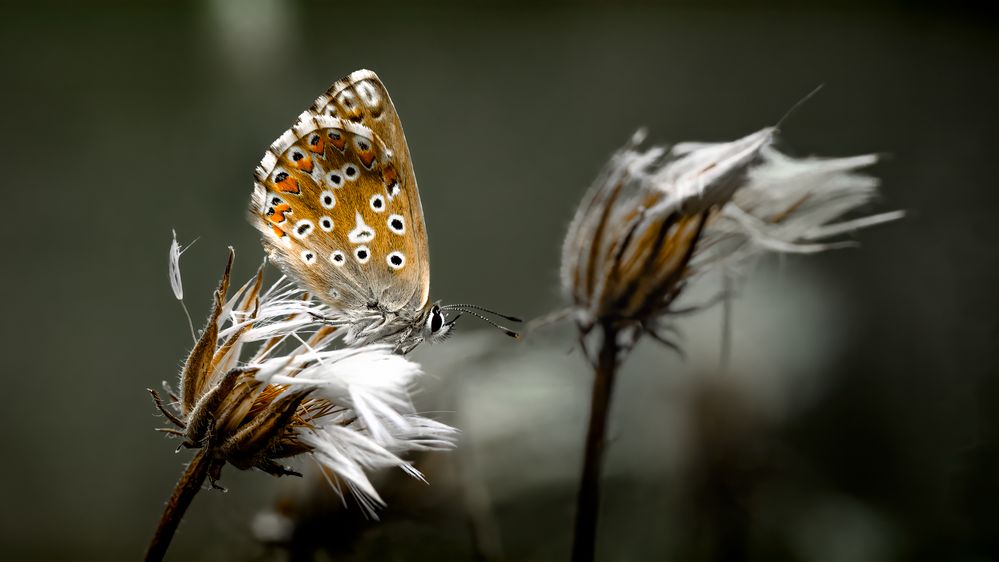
562 128 902 355
562 127 901 562
145 246 456 562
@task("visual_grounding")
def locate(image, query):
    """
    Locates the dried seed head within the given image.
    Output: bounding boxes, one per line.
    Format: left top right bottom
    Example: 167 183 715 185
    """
151 245 457 512
561 128 900 352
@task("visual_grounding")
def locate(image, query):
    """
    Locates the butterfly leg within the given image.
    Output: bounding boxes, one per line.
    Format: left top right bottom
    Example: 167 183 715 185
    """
396 333 425 356
307 310 336 324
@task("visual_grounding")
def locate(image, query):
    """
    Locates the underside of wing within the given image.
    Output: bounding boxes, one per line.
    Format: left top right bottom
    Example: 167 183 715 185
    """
309 70 430 311
249 111 425 317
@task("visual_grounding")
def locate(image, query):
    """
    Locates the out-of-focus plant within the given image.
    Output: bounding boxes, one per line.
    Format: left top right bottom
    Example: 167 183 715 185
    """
558 127 902 562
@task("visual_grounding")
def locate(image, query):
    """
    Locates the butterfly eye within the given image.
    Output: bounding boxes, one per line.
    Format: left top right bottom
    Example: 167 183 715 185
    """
427 306 444 333
387 215 405 235
300 250 316 265
330 250 346 266
292 151 303 162
319 190 336 209
319 217 334 232
370 194 386 213
344 165 358 179
328 172 343 188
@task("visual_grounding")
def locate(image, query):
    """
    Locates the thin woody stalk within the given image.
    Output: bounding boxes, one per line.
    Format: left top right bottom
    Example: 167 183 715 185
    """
571 323 619 562
144 450 212 562
559 125 899 562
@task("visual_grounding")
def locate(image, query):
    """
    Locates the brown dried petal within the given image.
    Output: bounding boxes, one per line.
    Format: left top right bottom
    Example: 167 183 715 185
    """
213 376 260 436
209 298 258 382
179 248 234 415
221 389 313 470
185 367 247 446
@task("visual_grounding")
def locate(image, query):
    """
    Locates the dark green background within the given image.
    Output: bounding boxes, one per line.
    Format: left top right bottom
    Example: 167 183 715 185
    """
2 2 997 560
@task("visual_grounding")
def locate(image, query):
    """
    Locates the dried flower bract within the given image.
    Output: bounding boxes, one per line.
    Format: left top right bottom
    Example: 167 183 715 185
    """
561 128 901 356
145 246 456 561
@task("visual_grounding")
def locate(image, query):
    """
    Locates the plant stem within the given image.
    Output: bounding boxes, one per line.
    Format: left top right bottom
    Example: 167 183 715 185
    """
145 449 211 562
571 323 619 562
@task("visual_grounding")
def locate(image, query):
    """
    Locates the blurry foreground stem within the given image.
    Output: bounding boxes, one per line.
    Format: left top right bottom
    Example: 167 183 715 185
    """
145 449 211 562
572 323 619 562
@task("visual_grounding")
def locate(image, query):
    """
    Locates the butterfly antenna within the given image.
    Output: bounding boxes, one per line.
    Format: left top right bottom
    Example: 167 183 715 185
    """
441 304 523 323
775 84 824 131
449 308 520 339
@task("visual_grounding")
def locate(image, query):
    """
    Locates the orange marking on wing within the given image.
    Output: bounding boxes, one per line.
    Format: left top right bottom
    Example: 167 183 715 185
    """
267 203 292 224
329 132 347 151
357 149 376 168
276 176 301 194
337 96 364 122
294 154 314 173
381 165 398 187
270 225 286 238
308 137 325 153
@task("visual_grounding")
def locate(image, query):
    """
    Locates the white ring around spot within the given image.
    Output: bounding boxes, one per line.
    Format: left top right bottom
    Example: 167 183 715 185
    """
354 245 371 264
387 251 405 270
292 219 314 240
320 190 336 209
387 214 405 235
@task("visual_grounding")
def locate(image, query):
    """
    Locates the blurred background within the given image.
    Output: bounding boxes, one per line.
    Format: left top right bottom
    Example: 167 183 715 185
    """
2 1 997 560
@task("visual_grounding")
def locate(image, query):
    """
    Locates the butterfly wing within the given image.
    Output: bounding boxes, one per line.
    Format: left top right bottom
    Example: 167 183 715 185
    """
250 110 425 317
309 69 430 312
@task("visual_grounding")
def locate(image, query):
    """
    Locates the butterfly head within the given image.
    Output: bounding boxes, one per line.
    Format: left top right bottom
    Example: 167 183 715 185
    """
381 302 521 355
432 303 523 342
423 302 458 343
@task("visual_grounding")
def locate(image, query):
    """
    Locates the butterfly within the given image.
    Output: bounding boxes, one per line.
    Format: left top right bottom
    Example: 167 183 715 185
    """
249 69 518 353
